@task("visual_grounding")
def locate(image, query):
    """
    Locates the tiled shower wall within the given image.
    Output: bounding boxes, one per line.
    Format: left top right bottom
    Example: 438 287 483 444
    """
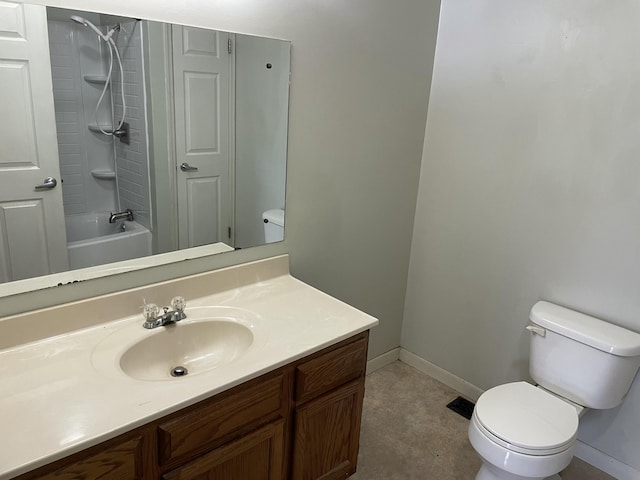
112 21 151 230
48 18 118 216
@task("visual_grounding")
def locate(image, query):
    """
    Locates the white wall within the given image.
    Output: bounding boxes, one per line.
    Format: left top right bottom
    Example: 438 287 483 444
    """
403 0 640 473
4 0 441 360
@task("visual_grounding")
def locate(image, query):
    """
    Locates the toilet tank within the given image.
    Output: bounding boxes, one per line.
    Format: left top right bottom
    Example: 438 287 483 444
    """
262 209 284 243
528 301 640 409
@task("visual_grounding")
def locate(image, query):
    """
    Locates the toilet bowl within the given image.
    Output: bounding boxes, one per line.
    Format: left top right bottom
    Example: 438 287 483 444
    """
468 382 578 480
468 301 640 480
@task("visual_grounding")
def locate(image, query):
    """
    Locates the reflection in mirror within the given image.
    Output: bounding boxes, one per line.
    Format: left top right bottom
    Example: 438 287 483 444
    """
0 3 290 292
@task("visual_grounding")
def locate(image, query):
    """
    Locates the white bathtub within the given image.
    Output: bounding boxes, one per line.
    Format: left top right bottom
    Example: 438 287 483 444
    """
65 213 152 270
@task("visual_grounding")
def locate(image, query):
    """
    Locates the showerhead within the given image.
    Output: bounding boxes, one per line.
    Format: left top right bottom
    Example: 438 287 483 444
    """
70 15 107 40
69 14 85 25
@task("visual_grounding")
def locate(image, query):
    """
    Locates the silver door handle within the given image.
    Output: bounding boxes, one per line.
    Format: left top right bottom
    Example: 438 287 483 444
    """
34 177 57 191
180 162 198 172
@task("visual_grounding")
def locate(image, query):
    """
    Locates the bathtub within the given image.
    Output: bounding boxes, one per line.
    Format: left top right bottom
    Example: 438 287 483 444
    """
65 213 152 270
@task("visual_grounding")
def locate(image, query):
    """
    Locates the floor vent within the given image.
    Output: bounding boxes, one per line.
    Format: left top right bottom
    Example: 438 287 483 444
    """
446 396 475 420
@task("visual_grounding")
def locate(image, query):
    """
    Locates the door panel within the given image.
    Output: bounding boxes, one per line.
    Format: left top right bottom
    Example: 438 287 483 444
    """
0 2 68 282
186 177 220 248
184 72 219 153
1 59 38 165
0 201 49 282
173 25 231 249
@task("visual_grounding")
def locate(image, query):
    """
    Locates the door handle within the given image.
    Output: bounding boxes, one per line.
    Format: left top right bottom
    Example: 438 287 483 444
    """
34 177 58 191
180 162 198 172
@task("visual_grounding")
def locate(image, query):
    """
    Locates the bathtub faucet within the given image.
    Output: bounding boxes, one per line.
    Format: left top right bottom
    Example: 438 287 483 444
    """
142 297 187 329
109 209 133 223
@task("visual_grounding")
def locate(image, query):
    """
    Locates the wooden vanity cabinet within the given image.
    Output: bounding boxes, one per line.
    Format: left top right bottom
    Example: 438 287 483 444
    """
14 332 368 480
292 337 368 480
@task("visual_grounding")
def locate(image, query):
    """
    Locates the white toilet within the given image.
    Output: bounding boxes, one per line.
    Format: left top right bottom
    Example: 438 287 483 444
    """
468 301 640 480
262 208 285 243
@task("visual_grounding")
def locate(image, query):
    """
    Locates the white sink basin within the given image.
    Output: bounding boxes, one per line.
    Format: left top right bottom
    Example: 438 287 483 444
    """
91 307 261 382
120 321 254 381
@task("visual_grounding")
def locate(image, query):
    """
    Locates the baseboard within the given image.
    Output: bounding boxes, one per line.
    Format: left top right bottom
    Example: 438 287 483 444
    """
366 347 400 374
398 348 484 401
575 441 640 480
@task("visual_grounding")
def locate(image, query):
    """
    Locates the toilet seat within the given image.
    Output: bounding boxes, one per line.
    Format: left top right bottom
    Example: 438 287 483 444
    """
474 382 579 456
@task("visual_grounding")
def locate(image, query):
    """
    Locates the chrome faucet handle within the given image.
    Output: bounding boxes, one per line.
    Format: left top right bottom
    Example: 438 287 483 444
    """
143 303 160 322
171 296 186 313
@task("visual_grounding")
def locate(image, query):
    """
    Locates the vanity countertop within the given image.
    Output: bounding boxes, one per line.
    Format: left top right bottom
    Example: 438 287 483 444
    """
0 255 378 479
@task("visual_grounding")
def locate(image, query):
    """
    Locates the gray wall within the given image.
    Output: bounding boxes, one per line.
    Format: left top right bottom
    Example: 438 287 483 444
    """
4 0 441 360
402 0 640 473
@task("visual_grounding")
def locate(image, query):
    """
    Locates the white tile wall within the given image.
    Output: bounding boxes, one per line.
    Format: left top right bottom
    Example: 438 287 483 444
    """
48 18 118 217
112 20 151 230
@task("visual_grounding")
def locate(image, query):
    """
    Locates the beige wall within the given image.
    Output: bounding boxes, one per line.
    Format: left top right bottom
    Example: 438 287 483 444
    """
403 0 640 473
2 0 441 359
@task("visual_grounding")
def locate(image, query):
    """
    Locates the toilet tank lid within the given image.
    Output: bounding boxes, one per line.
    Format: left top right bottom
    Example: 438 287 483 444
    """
530 301 640 357
262 209 285 227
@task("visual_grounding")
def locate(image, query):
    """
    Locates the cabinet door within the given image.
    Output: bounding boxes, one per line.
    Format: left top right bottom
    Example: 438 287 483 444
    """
162 421 285 480
16 435 148 480
292 380 365 480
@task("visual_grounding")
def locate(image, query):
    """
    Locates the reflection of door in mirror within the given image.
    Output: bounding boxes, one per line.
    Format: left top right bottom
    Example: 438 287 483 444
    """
0 3 69 282
145 22 233 253
172 26 231 249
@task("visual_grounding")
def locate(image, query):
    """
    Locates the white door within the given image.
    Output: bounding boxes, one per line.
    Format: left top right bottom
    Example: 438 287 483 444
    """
0 2 68 283
172 25 232 248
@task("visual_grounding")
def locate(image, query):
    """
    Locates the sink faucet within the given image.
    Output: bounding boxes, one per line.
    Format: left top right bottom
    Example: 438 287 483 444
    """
143 296 187 329
109 209 133 223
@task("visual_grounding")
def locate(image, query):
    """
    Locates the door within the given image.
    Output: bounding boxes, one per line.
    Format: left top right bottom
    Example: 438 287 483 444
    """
292 381 365 480
172 25 232 249
0 2 68 283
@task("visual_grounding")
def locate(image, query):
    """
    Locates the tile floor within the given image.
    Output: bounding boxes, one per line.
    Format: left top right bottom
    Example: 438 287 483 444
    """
351 361 616 480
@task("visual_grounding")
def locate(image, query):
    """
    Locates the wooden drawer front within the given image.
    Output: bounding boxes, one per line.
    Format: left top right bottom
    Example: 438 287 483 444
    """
162 420 285 480
295 337 367 403
158 374 286 466
23 436 146 480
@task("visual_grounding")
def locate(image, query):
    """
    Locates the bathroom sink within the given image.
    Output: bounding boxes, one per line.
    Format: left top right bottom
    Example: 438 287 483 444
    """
119 321 254 381
91 307 262 382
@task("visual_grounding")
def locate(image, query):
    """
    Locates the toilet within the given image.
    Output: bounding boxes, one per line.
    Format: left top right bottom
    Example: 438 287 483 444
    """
468 301 640 480
262 208 285 243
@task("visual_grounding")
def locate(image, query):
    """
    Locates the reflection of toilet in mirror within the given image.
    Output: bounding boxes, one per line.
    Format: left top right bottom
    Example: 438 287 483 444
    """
262 209 285 243
469 301 640 480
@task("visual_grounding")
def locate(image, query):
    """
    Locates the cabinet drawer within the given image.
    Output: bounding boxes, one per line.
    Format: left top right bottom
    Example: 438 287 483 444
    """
162 421 285 480
295 336 367 403
158 373 286 466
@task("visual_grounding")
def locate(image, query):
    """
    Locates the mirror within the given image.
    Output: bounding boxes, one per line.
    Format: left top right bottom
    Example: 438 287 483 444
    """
0 3 290 295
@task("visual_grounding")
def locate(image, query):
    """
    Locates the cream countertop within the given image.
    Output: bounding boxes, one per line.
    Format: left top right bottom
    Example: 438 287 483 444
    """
0 255 378 479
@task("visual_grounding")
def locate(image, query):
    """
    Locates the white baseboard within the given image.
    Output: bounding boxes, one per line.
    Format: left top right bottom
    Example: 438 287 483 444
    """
366 347 400 374
575 441 640 480
398 348 484 401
